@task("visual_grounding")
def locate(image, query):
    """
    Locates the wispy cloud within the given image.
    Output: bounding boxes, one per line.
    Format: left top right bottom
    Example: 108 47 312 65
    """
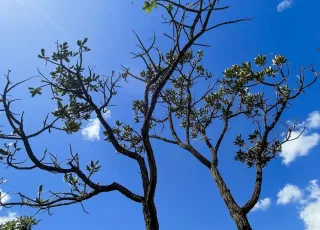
277 0 294 12
81 118 101 141
280 111 320 165
277 180 320 230
252 198 272 212
13 0 61 30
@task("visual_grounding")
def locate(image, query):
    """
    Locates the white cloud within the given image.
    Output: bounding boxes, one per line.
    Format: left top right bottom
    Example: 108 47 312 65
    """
300 201 320 230
277 184 303 205
0 212 18 224
307 111 320 129
280 111 320 165
277 0 293 12
252 198 271 212
81 118 101 141
300 180 320 230
280 131 320 165
0 190 11 210
278 180 320 230
81 111 112 141
0 190 17 225
103 109 111 119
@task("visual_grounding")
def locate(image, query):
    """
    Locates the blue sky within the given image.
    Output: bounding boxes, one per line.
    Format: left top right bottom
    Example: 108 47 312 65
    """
0 0 320 229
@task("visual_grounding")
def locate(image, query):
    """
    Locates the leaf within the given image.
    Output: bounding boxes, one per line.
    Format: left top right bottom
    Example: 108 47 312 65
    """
83 38 88 45
41 49 45 57
142 1 150 10
53 97 63 101
38 185 43 194
151 1 157 8
0 149 8 155
57 100 63 109
77 40 81 46
143 1 152 13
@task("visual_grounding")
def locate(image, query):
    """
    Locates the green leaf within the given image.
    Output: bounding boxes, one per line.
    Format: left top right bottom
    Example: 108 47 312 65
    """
83 38 88 45
57 100 63 109
0 149 8 155
29 87 42 97
41 48 45 57
64 121 81 134
38 185 43 194
143 1 152 13
151 1 157 8
254 54 267 66
53 97 63 101
77 40 82 46
142 1 150 10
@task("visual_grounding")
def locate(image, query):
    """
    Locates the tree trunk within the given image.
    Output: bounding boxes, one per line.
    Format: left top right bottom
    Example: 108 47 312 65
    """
142 201 159 230
210 167 252 230
231 212 252 230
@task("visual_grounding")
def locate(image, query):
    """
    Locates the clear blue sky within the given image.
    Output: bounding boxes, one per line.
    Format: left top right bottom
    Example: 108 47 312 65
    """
0 0 320 229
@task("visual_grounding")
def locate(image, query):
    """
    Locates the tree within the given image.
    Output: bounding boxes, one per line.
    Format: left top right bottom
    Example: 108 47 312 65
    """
144 52 319 228
0 216 38 230
0 1 248 229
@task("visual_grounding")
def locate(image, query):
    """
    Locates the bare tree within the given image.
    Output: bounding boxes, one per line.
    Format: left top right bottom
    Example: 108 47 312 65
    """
0 1 248 229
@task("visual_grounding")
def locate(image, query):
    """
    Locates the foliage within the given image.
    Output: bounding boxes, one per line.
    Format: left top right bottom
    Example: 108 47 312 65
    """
0 1 250 229
142 1 157 14
0 0 316 230
0 216 38 230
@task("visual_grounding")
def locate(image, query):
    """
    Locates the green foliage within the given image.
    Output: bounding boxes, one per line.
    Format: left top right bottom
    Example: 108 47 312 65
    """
0 216 38 230
28 87 42 97
155 51 302 167
86 160 101 174
142 1 157 13
35 39 103 134
64 121 82 134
